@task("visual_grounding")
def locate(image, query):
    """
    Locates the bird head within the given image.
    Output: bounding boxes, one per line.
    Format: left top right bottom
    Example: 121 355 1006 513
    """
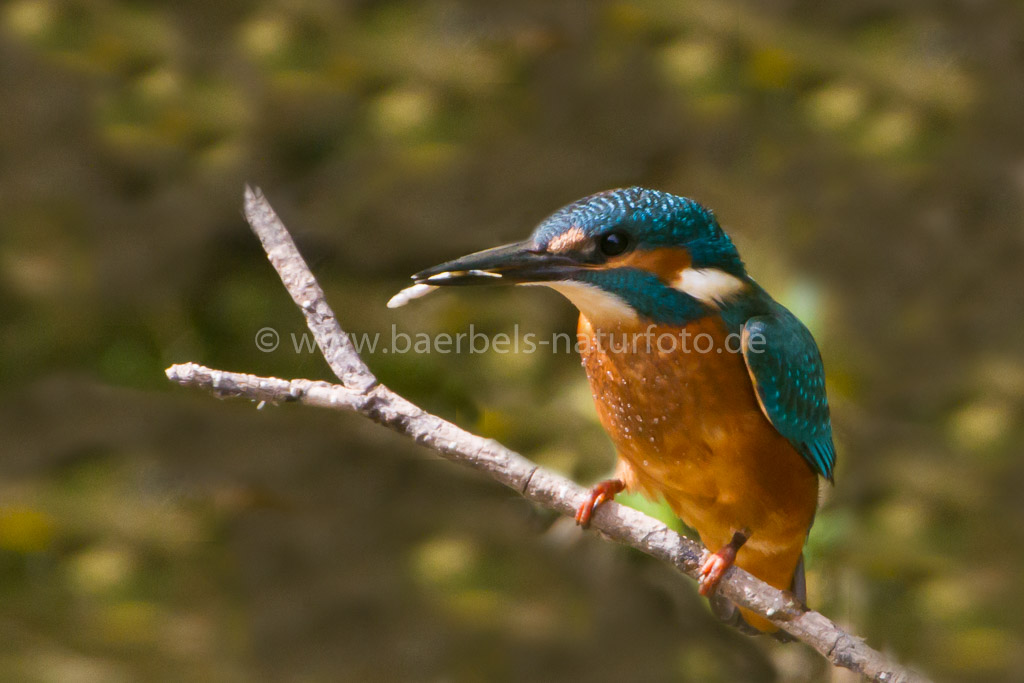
391 187 750 327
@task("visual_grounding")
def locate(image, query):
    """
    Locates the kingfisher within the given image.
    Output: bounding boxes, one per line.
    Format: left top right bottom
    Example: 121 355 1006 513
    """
388 187 835 634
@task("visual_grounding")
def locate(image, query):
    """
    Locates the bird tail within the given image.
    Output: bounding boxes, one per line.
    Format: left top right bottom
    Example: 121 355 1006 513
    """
709 554 806 643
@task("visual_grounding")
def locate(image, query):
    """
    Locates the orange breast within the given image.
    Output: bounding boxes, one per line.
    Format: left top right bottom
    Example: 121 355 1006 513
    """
578 313 818 624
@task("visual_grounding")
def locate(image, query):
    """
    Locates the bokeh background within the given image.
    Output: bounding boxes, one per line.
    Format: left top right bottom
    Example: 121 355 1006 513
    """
2 1 1023 681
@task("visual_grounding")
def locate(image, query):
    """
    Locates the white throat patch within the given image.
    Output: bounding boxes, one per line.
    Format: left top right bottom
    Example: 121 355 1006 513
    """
671 268 747 306
526 281 640 326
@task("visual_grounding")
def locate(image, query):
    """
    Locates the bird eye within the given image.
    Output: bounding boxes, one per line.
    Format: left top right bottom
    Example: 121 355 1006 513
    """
598 231 630 257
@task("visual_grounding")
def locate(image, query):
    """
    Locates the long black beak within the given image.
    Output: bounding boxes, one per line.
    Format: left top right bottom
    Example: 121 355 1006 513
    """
388 240 586 309
412 240 581 286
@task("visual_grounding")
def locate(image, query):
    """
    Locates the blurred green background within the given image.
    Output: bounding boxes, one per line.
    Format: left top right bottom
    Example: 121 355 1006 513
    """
2 0 1022 681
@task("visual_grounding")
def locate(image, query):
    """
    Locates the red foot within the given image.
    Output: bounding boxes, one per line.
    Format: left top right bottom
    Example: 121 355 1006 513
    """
698 530 748 596
698 548 737 596
575 479 625 527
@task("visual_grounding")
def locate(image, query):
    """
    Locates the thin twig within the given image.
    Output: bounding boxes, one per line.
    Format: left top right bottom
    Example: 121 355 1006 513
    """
166 187 929 683
243 186 377 392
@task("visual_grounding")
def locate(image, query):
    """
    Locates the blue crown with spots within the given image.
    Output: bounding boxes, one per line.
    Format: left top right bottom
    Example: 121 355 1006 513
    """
532 187 746 276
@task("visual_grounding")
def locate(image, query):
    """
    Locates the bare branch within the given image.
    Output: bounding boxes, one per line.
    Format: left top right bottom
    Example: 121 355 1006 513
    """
243 186 377 392
167 188 930 683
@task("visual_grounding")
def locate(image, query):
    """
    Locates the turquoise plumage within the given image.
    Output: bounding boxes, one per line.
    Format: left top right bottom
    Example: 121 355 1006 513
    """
740 304 836 481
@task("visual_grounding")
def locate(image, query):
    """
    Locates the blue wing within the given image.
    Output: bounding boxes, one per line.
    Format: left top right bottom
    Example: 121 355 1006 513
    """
741 312 836 481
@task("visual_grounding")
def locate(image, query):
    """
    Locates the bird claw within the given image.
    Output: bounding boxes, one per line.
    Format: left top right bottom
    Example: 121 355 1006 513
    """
698 530 749 596
575 479 625 527
698 550 734 596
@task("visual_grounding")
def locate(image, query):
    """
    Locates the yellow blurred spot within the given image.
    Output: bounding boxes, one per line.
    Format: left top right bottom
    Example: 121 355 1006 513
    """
198 139 246 175
675 644 724 681
68 546 137 595
2 249 63 298
660 39 723 86
886 455 984 508
402 141 462 174
533 447 577 474
100 123 168 153
239 15 290 59
137 67 181 104
940 627 1013 673
3 0 52 39
874 500 928 541
412 536 479 586
748 47 796 89
30 652 128 683
446 588 502 624
371 87 438 139
191 80 250 131
949 400 1012 452
690 92 742 119
823 368 857 405
780 279 822 335
483 340 536 379
604 3 651 33
476 409 513 441
860 109 921 156
100 601 160 646
90 32 129 70
0 506 55 553
975 355 1024 398
569 380 601 423
920 577 974 622
806 83 868 132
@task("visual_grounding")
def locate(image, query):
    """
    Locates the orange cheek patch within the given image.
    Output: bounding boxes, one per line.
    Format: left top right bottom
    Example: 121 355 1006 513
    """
547 225 587 253
606 247 691 282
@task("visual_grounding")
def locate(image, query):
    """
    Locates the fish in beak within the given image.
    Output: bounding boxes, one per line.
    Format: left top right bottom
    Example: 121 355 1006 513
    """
387 240 581 308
